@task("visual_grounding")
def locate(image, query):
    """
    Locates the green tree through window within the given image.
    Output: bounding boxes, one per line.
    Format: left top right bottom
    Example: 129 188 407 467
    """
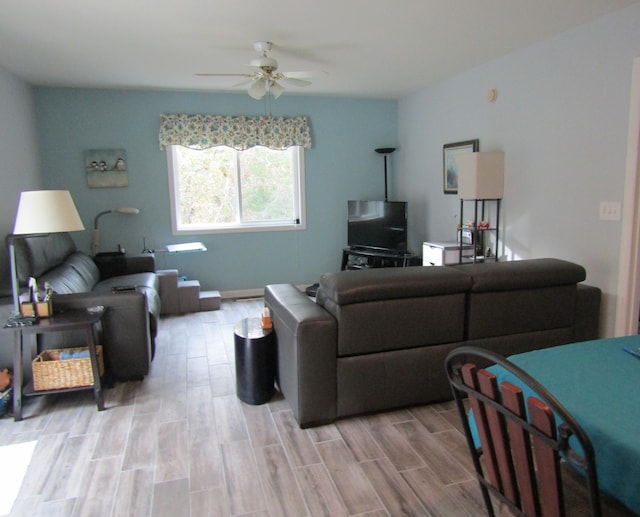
167 145 305 233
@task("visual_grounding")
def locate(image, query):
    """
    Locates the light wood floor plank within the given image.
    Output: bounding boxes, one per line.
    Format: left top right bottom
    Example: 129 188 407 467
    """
272 409 321 468
209 363 235 398
335 417 384 462
315 438 384 515
155 419 188 483
190 487 230 516
365 418 426 471
241 402 280 448
186 384 216 432
121 412 158 471
361 457 431 516
214 394 249 443
41 432 98 502
395 420 471 485
91 404 134 459
17 431 68 498
187 426 224 492
111 467 154 517
254 443 309 517
401 465 467 517
71 456 120 517
151 478 190 517
295 463 350 517
220 439 267 515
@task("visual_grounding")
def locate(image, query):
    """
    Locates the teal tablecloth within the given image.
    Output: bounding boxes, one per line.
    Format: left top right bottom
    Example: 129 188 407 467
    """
485 336 640 513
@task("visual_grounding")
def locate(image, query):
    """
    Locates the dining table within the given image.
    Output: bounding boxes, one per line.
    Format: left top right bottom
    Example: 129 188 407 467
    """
485 336 640 514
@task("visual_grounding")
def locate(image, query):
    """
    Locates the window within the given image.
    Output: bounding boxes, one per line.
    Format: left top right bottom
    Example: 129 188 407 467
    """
167 145 305 234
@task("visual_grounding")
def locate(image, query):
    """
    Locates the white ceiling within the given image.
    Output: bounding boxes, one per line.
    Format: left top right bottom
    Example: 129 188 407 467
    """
0 0 638 99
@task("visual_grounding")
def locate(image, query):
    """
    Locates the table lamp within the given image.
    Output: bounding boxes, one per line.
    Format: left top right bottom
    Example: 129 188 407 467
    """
92 207 139 256
8 190 85 316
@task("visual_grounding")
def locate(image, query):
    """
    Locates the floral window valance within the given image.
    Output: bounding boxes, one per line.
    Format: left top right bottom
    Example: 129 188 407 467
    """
159 114 312 151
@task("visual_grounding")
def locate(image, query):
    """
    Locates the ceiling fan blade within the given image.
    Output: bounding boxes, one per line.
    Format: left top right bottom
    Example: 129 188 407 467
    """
196 73 253 78
232 78 255 88
269 81 285 99
283 70 327 79
248 80 266 100
281 77 311 87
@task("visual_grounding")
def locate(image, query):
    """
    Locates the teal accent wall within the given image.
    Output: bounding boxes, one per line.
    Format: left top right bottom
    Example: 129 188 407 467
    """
33 88 397 292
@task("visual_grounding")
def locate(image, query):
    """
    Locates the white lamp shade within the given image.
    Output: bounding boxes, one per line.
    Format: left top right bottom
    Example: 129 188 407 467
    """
457 152 505 200
13 190 85 235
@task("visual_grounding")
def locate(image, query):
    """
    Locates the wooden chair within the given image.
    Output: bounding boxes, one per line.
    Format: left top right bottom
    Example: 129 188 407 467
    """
445 346 602 517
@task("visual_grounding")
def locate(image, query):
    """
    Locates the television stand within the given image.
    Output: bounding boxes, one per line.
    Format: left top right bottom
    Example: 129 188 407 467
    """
341 247 415 270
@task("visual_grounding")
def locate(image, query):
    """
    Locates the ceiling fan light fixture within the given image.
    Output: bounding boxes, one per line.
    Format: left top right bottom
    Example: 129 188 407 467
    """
248 79 266 100
269 81 285 99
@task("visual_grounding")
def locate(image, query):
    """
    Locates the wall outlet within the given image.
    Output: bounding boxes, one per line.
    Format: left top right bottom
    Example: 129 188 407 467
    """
599 201 621 221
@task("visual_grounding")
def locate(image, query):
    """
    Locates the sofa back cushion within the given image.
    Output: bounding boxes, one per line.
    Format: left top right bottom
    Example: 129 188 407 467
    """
317 267 473 356
39 252 100 294
456 258 586 339
11 232 77 284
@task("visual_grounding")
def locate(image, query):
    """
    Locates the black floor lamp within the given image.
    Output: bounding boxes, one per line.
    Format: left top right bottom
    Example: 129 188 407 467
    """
375 147 396 201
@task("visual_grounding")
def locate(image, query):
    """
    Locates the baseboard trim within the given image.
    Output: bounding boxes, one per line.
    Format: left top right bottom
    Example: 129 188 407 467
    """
221 288 264 300
220 285 307 300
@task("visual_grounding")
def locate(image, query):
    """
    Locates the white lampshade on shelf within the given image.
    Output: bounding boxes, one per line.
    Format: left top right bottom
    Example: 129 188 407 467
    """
13 190 85 235
457 152 505 200
9 190 85 316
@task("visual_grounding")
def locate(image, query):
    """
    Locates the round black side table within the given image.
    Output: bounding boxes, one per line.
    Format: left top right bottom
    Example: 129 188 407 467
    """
233 317 275 405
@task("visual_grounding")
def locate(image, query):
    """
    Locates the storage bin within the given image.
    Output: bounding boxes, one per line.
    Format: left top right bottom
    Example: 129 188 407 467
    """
32 346 104 391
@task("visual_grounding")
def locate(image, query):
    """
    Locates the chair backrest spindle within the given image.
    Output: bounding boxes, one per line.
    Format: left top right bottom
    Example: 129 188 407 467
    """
446 346 603 517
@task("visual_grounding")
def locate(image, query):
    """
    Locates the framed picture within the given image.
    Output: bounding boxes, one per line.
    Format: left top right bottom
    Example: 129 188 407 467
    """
443 139 479 194
84 149 128 188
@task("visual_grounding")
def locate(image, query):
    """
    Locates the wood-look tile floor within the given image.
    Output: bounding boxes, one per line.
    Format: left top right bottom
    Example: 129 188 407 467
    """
0 299 489 517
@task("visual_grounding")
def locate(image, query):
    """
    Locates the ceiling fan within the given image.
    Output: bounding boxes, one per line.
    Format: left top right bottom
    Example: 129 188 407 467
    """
197 41 315 100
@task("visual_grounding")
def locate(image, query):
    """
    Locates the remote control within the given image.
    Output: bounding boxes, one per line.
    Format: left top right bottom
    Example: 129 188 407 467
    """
623 346 640 359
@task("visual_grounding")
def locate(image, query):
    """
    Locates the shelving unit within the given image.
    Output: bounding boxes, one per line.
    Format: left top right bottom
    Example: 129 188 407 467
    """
458 198 500 263
341 247 415 270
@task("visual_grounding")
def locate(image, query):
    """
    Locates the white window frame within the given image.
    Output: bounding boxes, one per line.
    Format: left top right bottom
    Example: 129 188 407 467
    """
166 145 306 235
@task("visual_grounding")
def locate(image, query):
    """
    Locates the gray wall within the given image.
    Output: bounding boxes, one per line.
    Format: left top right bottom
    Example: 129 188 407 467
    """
0 66 42 368
398 3 640 337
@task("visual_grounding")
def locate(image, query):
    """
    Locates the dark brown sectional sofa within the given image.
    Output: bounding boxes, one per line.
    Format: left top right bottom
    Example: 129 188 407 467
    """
10 232 160 380
265 258 601 428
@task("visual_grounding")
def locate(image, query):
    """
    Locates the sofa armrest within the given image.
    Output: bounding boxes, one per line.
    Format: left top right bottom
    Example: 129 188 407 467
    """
574 284 602 342
50 291 152 380
265 284 338 428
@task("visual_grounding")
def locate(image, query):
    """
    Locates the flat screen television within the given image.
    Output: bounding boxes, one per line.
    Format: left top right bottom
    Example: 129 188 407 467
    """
348 200 408 254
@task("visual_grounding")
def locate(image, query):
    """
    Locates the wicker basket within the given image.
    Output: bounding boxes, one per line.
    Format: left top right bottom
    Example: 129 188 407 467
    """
32 346 104 391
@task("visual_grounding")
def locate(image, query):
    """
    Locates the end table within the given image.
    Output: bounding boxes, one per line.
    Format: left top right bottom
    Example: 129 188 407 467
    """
233 317 275 405
5 307 107 421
